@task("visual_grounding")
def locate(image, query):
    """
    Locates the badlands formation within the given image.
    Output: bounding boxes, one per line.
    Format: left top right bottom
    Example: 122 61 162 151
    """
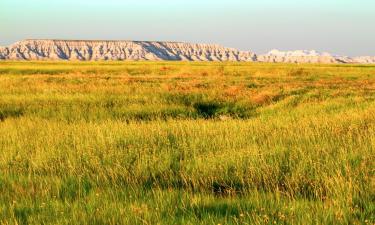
0 39 256 62
258 49 375 64
0 39 374 64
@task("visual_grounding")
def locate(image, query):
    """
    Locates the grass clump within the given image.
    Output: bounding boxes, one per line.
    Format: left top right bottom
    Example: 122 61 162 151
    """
165 93 254 119
0 106 24 121
193 101 253 119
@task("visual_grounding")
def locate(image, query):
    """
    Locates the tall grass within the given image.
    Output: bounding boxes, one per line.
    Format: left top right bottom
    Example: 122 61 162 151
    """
0 61 374 224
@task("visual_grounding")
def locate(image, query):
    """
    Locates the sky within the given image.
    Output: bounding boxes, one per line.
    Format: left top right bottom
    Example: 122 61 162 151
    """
1 0 374 56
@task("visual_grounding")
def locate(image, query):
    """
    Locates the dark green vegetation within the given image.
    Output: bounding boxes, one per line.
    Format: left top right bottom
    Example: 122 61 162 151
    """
0 61 374 224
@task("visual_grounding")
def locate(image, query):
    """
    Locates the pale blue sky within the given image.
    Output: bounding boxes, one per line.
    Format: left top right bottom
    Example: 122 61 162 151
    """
1 0 374 55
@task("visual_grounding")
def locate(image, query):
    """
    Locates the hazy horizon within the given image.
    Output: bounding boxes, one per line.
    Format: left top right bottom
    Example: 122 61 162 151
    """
1 0 374 56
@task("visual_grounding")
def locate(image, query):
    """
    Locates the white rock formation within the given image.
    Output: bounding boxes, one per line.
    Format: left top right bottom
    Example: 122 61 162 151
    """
0 40 374 64
352 56 375 64
257 49 375 64
0 39 256 62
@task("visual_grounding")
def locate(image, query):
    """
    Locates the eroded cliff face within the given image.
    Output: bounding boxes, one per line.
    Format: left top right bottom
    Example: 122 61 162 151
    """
352 56 375 64
0 39 256 62
257 50 375 64
0 40 374 64
257 55 340 64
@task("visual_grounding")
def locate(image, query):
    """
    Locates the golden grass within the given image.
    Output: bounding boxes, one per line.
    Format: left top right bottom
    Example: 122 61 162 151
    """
0 61 374 224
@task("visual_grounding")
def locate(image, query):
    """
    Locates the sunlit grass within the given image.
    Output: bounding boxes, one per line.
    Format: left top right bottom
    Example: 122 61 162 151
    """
0 61 374 224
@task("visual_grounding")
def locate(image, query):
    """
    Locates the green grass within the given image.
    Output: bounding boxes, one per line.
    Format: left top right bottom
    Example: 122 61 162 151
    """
0 61 374 224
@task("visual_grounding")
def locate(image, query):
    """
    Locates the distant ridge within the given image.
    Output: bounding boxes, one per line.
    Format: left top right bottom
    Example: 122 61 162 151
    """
0 39 374 63
258 49 375 64
0 39 255 62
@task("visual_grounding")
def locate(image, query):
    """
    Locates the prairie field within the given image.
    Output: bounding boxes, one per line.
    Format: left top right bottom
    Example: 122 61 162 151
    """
0 61 374 224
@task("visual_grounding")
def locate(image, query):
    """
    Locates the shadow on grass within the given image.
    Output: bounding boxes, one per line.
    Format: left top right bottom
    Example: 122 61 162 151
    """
165 93 256 119
0 107 24 121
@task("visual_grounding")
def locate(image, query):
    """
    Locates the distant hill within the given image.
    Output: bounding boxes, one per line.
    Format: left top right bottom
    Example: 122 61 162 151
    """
258 49 375 64
0 39 374 63
0 39 256 62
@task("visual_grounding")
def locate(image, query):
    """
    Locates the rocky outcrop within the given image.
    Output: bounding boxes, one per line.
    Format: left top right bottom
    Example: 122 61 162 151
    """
0 39 256 62
352 56 375 64
257 49 375 64
0 40 374 64
257 50 335 63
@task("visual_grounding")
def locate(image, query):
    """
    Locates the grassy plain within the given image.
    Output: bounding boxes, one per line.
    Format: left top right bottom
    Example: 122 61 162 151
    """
0 61 374 224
